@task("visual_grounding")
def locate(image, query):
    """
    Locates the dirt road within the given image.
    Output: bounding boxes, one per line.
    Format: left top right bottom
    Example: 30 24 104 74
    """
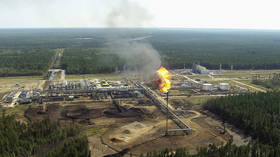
232 79 266 92
184 110 227 144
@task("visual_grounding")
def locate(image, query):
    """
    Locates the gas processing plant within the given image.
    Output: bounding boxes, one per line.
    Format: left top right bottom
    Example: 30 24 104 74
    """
0 65 253 155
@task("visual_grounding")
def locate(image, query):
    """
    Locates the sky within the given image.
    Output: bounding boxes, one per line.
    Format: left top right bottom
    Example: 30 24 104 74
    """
1 0 280 29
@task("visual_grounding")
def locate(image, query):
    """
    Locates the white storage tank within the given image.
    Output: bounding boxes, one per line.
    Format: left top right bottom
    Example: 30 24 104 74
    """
219 83 230 91
202 83 213 91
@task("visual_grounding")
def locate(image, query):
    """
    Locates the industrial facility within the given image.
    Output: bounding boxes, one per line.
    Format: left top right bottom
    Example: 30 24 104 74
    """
0 67 253 156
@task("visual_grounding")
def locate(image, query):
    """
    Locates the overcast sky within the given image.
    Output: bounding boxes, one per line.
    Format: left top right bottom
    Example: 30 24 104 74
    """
1 0 280 29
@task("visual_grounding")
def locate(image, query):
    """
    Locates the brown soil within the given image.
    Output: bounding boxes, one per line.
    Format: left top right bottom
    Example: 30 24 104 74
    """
100 109 231 156
23 96 248 157
24 103 63 121
0 92 8 100
88 135 117 157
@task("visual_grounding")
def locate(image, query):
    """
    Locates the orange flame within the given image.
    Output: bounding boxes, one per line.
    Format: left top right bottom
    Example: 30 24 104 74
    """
156 67 171 93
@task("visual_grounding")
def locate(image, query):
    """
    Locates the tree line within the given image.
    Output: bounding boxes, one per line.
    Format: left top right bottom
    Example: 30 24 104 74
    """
149 29 280 70
204 91 280 146
0 112 90 157
61 48 124 74
140 142 280 157
3 29 280 76
0 48 55 76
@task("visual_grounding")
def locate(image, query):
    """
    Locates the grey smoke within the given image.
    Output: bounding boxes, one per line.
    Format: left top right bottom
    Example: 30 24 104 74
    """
104 0 161 78
109 40 161 78
106 0 153 27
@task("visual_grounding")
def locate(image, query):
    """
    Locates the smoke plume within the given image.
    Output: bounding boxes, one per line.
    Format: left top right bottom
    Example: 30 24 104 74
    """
105 0 152 27
109 40 161 78
104 0 161 79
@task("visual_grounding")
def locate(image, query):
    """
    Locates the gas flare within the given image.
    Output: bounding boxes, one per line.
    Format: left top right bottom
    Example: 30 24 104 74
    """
156 67 171 93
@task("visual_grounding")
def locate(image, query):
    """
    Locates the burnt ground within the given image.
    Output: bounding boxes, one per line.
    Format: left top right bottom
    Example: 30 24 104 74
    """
23 96 248 157
103 109 231 156
24 103 63 121
24 98 154 123
98 97 249 157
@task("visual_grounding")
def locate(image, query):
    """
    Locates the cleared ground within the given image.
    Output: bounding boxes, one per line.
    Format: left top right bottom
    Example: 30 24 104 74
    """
1 69 273 156
66 73 124 80
13 93 246 157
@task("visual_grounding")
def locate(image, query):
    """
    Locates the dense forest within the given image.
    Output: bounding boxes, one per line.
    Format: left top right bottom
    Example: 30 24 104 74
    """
61 48 124 74
2 28 280 75
204 92 280 146
0 113 90 157
46 136 90 157
0 29 107 49
0 48 55 76
148 30 280 70
141 142 280 157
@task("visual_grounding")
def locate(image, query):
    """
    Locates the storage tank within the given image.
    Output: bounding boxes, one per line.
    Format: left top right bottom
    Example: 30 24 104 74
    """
219 83 230 91
202 83 213 91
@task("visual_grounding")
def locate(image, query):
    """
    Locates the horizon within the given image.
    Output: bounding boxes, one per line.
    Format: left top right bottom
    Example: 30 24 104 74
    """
1 27 280 31
1 0 280 29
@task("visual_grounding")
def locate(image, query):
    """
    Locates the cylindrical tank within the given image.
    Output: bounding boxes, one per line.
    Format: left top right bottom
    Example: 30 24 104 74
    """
202 83 213 91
